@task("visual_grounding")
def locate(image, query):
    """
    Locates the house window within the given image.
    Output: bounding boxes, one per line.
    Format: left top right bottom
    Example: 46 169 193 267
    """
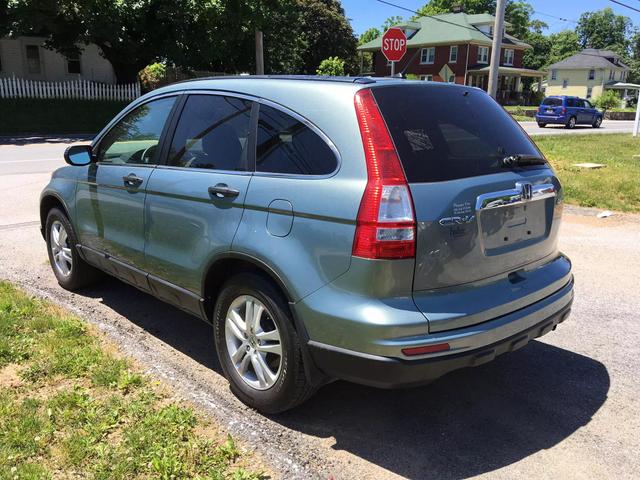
586 87 593 99
448 74 455 83
66 53 81 74
420 47 435 64
449 46 458 63
551 69 557 80
503 49 514 66
609 70 615 80
25 45 41 74
420 75 433 81
477 46 489 64
562 79 569 89
588 69 595 80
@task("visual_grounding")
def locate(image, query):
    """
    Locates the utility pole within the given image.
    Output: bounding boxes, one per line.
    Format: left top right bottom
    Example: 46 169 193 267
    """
487 0 506 99
255 29 264 75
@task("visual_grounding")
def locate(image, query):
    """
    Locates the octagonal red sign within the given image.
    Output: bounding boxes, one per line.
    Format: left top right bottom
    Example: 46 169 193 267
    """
382 27 407 62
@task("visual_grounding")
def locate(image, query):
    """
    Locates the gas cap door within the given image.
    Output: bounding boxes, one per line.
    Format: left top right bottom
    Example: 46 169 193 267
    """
267 199 294 237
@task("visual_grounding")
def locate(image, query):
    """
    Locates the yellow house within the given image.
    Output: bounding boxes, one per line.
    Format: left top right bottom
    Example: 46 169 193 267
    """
546 49 630 101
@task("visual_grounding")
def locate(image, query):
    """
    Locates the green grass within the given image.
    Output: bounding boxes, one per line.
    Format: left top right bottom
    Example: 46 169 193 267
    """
0 99 128 135
534 133 640 212
0 282 265 480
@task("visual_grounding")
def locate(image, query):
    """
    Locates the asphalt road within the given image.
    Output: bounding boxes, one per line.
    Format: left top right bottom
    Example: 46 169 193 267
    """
521 119 635 136
0 138 639 479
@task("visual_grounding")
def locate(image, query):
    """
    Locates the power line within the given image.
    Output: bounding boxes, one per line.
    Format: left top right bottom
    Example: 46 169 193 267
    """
375 0 486 34
609 0 640 14
533 11 578 24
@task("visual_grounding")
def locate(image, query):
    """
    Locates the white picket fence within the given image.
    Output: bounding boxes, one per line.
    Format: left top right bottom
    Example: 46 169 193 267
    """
0 76 140 101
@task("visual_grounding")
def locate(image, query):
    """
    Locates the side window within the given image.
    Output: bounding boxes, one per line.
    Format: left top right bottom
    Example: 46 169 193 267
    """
256 105 337 176
97 97 176 165
585 100 593 108
168 95 252 170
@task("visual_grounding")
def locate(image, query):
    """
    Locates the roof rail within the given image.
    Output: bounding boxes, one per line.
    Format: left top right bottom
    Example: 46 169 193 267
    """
172 75 379 86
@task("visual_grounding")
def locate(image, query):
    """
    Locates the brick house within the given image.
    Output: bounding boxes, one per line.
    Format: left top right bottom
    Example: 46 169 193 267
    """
357 12 544 104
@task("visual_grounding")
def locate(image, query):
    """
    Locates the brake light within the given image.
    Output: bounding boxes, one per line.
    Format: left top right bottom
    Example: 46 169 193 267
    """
352 88 416 259
562 107 567 114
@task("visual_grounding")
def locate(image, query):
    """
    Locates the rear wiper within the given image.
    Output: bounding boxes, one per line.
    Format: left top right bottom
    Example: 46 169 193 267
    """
502 154 547 167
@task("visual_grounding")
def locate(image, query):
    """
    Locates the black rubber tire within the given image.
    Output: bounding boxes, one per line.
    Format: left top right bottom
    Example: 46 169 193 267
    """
592 117 602 128
537 123 546 128
45 208 102 291
565 116 576 129
213 273 315 414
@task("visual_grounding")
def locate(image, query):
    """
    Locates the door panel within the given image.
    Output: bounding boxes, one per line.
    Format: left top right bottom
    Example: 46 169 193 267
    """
143 93 254 294
76 95 178 267
144 169 251 293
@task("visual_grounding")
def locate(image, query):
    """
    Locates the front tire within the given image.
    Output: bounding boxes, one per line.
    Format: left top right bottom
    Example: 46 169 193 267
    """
592 117 602 128
213 273 315 413
45 208 102 290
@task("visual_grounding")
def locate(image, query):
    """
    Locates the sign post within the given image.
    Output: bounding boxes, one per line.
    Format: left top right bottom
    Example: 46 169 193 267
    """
382 27 407 77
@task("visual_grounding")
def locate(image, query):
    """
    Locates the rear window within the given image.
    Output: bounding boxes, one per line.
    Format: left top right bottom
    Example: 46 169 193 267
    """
542 97 563 106
372 85 541 183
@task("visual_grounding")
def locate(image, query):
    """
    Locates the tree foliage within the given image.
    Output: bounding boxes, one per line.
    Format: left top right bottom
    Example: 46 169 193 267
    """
414 0 532 38
577 8 632 51
594 89 621 111
316 56 345 76
4 0 358 82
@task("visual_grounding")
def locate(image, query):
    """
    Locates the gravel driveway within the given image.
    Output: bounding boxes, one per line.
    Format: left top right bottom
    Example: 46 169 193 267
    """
0 139 639 479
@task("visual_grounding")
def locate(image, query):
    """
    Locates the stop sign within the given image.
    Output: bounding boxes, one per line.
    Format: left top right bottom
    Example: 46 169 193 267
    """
382 27 407 62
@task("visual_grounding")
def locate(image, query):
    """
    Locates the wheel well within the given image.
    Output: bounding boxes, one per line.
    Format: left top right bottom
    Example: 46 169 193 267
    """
40 195 69 236
202 257 292 321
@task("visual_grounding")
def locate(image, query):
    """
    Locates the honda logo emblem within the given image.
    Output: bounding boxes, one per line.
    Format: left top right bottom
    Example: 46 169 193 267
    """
517 182 533 201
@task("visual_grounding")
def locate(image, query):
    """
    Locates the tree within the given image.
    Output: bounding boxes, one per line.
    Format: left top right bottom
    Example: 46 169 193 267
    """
577 8 632 51
547 30 581 66
316 56 345 76
522 31 551 71
414 1 533 39
6 0 207 83
382 16 404 31
359 27 381 46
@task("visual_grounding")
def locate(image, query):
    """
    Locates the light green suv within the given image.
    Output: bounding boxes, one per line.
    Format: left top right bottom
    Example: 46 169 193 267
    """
41 76 574 413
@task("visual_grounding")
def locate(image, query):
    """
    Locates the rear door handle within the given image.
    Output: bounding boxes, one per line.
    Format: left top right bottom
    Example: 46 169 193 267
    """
208 184 240 199
123 173 143 187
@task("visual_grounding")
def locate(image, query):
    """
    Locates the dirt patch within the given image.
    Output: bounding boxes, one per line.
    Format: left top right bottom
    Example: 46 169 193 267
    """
0 363 24 389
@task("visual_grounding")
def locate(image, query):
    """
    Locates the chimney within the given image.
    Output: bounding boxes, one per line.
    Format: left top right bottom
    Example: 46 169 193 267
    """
452 4 464 13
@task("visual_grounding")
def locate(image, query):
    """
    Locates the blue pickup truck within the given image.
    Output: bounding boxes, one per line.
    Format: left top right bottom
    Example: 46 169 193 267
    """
535 96 603 129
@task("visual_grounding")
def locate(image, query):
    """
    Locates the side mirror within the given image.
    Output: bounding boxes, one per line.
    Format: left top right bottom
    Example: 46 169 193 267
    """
64 144 93 166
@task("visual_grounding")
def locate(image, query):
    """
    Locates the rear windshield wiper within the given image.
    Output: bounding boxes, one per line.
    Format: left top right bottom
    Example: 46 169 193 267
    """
502 154 547 167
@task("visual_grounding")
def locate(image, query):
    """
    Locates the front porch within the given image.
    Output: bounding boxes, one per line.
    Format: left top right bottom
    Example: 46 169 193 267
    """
466 66 545 105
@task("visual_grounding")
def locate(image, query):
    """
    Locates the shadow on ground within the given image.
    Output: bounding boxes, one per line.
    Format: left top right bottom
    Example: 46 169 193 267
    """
81 277 609 480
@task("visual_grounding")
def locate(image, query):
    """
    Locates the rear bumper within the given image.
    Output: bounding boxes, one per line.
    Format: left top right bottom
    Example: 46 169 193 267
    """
307 277 574 388
535 114 567 124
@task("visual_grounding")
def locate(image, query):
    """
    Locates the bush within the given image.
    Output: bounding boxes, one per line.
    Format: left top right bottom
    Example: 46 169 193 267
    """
139 62 167 91
316 57 345 76
0 99 128 135
594 90 621 111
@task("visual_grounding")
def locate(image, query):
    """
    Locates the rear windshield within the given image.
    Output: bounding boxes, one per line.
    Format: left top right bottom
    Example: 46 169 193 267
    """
372 85 542 183
542 97 563 106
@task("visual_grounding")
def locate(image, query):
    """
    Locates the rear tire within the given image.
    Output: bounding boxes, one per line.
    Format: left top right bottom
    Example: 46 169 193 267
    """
592 117 602 128
45 208 102 291
213 273 315 414
537 122 546 128
565 116 576 129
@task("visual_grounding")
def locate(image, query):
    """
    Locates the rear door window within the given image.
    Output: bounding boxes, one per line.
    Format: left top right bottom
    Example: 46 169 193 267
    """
168 95 253 171
256 104 337 175
542 97 563 107
372 85 541 183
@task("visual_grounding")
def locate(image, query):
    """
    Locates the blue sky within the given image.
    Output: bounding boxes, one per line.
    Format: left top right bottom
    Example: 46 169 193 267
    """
342 0 640 36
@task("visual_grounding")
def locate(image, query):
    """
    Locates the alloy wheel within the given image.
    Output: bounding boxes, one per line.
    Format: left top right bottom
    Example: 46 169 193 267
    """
225 295 283 390
50 221 73 277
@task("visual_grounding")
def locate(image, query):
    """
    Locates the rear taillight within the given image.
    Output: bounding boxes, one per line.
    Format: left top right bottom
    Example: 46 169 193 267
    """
562 107 567 114
352 88 416 259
